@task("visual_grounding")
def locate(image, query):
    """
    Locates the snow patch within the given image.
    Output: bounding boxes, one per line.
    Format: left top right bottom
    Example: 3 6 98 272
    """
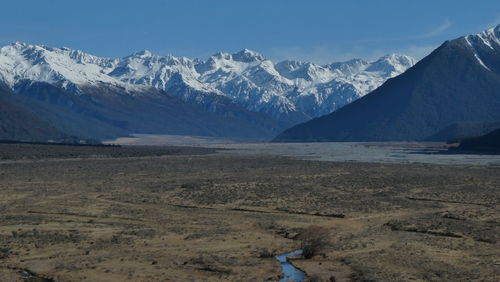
0 44 416 119
464 36 492 71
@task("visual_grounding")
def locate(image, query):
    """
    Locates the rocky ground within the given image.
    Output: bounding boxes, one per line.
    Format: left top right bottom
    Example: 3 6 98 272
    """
0 144 498 281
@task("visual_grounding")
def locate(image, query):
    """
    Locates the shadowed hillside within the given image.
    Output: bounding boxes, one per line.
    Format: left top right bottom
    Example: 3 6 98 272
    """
456 127 500 152
0 84 66 141
274 25 500 142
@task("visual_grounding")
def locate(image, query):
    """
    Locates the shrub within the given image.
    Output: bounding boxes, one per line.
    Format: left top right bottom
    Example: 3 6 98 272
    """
299 225 330 259
258 248 275 258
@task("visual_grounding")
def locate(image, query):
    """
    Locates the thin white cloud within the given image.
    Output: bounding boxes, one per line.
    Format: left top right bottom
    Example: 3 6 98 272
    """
266 45 366 64
418 19 452 38
350 44 436 62
399 45 436 60
265 43 437 65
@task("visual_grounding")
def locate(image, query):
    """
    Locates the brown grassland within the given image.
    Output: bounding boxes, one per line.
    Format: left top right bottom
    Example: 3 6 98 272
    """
0 144 499 281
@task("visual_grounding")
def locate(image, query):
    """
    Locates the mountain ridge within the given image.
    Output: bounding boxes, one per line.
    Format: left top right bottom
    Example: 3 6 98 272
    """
0 42 415 124
273 25 500 142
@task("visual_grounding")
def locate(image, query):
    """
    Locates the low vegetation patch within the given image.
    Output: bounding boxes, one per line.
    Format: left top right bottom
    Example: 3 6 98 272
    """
299 225 331 259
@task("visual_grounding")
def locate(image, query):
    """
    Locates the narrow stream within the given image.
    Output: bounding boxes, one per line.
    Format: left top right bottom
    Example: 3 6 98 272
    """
275 250 306 282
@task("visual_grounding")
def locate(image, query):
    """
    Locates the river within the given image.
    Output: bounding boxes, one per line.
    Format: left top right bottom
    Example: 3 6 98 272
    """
275 250 306 282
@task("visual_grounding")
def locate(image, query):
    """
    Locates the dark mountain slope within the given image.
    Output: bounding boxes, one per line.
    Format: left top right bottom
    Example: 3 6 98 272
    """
0 86 66 141
9 80 283 140
274 25 500 142
456 127 500 152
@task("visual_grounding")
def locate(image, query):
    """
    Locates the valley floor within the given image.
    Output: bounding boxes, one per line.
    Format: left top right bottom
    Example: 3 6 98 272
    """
0 144 499 281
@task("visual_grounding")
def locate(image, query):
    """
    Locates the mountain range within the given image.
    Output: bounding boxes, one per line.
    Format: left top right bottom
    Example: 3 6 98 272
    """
3 25 498 144
0 42 414 141
110 49 414 122
274 25 500 142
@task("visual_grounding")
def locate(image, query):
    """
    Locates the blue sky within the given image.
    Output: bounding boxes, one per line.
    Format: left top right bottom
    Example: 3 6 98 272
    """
1 0 499 63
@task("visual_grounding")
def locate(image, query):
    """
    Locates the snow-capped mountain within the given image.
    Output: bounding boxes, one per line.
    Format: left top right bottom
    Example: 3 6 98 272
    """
0 43 415 124
0 43 286 139
460 24 500 73
110 48 415 121
0 42 156 95
274 25 500 142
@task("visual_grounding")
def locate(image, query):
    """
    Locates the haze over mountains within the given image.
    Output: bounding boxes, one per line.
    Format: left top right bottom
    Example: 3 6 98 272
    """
274 25 500 142
0 43 413 141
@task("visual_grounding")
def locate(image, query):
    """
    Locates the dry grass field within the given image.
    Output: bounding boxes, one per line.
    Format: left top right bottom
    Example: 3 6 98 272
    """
0 144 499 281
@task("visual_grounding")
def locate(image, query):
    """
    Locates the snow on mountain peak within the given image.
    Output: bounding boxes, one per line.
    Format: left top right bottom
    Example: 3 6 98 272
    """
130 50 155 58
211 51 231 60
232 49 265 62
477 24 500 48
11 41 28 48
0 42 140 92
0 42 416 121
366 54 416 75
485 24 500 35
459 25 500 72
